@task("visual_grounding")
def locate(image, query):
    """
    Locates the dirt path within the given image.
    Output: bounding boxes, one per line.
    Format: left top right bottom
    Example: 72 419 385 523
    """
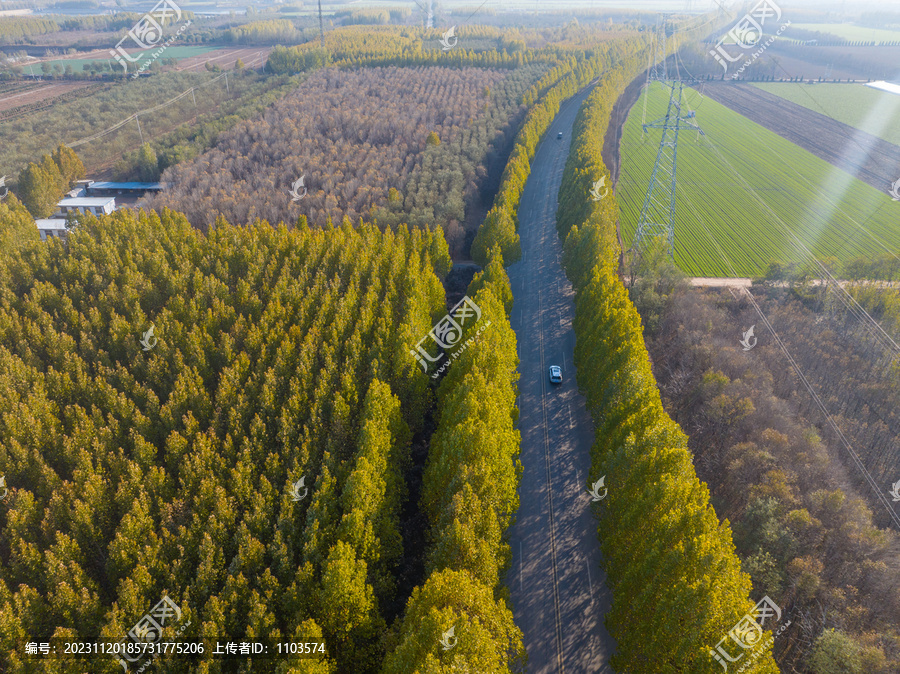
603 72 644 187
605 69 651 278
701 82 900 194
691 277 752 287
688 277 899 287
175 47 271 72
0 81 96 112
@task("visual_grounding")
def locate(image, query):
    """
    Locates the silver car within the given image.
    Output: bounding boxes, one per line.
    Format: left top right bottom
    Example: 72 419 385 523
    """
549 365 562 384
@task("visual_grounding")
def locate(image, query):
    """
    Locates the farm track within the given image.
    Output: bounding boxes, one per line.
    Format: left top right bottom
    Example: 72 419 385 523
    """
687 277 900 287
701 83 900 194
175 47 272 72
0 81 100 115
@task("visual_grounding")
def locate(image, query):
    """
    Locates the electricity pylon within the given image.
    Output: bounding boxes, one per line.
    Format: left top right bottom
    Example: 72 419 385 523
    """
632 17 703 261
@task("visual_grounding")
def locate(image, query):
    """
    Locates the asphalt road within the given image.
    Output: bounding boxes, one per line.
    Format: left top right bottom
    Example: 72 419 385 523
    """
506 83 616 673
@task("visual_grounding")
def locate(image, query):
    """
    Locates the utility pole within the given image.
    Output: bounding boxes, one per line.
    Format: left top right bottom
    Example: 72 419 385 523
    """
632 16 703 264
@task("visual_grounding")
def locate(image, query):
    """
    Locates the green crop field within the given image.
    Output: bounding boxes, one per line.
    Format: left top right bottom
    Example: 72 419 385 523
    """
616 82 900 277
790 23 900 42
39 46 216 73
752 82 900 144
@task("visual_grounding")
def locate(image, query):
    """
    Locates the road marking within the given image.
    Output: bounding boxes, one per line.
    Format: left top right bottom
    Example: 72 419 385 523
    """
513 88 602 673
586 560 594 602
538 286 566 674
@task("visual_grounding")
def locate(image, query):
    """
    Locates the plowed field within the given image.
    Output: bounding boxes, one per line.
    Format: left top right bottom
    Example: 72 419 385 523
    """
703 82 900 194
0 80 97 113
616 82 900 277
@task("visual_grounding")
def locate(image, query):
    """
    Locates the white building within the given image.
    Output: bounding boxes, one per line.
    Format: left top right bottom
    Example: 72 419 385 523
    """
55 196 116 217
35 218 69 242
35 195 117 242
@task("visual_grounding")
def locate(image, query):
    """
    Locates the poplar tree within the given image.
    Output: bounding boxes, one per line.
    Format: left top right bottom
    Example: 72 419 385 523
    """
17 161 58 217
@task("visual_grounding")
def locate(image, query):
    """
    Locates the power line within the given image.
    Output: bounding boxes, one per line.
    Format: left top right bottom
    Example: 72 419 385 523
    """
662 80 900 336
691 84 900 266
677 4 899 209
668 130 900 532
621 42 900 525
677 186 900 530
68 71 234 148
695 128 900 358
665 56 900 270
632 16 704 261
645 21 900 280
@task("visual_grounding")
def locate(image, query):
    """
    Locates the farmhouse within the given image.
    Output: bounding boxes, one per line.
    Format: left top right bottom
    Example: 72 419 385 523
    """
55 196 116 217
34 218 69 242
34 196 116 242
84 181 166 198
33 179 169 242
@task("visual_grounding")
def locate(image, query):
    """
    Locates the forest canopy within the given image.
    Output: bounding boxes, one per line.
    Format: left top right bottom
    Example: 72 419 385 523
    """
142 64 549 257
0 198 455 672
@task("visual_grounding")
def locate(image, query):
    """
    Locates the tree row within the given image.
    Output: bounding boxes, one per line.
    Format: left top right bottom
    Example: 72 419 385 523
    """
384 248 525 673
555 50 780 673
470 35 645 266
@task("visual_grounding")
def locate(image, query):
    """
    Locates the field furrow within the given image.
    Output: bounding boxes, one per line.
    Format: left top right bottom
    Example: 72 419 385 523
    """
617 82 900 277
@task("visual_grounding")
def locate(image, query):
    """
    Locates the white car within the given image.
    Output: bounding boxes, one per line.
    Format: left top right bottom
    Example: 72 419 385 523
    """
549 365 563 384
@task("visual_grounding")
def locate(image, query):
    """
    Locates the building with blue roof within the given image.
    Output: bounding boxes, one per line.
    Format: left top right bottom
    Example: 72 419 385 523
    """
84 181 166 197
